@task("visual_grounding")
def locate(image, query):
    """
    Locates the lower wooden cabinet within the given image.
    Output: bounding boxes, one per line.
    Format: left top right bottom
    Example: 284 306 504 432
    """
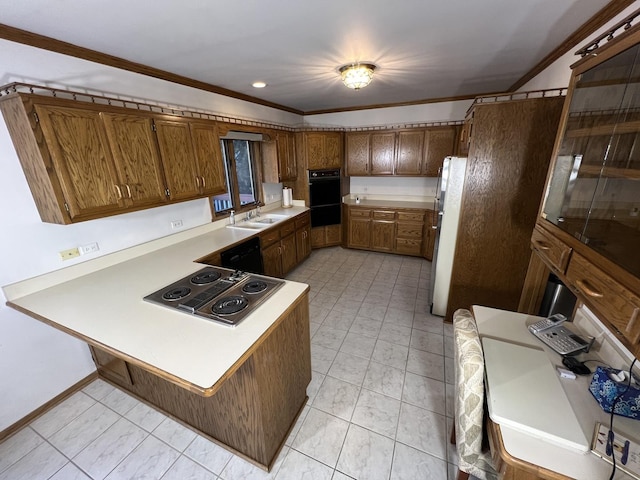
89 346 132 386
261 219 297 278
345 205 428 257
310 225 342 248
295 212 311 262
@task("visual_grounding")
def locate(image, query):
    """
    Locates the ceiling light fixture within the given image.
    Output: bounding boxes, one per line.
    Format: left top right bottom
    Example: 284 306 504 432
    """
252 81 267 88
339 63 376 90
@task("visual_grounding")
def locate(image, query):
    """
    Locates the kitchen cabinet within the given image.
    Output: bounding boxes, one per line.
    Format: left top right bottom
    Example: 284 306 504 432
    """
519 28 640 355
300 131 343 170
102 113 168 209
345 126 459 177
345 205 427 256
0 93 227 224
395 130 424 175
263 131 297 182
295 211 311 262
260 218 299 277
371 210 396 252
444 93 564 321
310 225 342 248
345 131 396 175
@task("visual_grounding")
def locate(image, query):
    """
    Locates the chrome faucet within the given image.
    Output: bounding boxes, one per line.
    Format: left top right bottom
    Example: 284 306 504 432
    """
245 211 254 221
256 205 262 217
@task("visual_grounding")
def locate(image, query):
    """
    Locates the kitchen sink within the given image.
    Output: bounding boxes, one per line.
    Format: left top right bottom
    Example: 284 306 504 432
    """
226 213 291 230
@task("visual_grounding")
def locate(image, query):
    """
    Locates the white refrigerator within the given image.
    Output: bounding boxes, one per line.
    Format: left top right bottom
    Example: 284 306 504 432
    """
429 156 468 317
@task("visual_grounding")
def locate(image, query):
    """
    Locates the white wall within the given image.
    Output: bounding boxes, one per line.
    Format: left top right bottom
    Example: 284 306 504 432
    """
349 176 438 199
0 39 302 431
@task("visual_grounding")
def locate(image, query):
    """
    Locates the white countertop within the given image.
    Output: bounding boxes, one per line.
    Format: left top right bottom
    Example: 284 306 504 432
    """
4 206 310 394
343 196 436 210
473 306 636 479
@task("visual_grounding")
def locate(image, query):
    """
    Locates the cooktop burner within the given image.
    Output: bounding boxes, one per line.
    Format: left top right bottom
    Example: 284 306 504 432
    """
212 295 249 315
143 266 284 327
190 270 221 285
162 287 191 301
242 280 268 294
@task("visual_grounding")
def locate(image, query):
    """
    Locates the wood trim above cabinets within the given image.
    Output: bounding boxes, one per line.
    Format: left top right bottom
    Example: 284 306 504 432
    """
345 125 460 177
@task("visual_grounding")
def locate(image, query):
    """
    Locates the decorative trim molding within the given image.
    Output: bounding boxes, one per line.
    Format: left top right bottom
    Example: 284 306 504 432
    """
0 23 303 116
0 372 98 443
508 0 637 92
575 6 640 57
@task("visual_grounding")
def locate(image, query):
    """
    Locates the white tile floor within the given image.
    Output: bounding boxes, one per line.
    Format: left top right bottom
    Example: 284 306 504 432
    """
0 247 471 480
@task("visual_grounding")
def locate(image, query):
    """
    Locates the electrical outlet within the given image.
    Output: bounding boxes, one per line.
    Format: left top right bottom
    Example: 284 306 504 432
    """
79 242 100 255
59 247 80 261
171 219 184 229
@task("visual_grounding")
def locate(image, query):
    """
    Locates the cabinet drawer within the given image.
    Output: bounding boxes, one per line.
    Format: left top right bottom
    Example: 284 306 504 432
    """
350 208 371 218
566 253 640 345
280 220 296 237
295 212 310 228
397 211 424 222
396 223 423 238
260 229 280 247
373 210 395 220
531 225 571 273
396 238 422 255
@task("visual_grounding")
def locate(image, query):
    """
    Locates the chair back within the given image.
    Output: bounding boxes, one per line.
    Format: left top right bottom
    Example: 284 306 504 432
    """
453 308 496 479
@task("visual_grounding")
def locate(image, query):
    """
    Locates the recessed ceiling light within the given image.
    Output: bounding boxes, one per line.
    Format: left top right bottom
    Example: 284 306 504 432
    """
252 81 267 88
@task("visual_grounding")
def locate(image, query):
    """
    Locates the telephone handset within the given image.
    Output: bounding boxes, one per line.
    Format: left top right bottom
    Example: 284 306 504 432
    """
529 314 590 356
528 313 567 334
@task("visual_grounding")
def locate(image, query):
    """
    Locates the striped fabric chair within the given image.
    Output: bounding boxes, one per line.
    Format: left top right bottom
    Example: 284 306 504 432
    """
452 309 498 480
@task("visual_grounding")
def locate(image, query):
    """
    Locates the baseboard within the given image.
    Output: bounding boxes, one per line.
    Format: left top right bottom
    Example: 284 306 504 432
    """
0 372 98 443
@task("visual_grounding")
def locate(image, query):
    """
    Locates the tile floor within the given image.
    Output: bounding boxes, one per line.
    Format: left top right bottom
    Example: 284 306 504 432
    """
0 247 473 480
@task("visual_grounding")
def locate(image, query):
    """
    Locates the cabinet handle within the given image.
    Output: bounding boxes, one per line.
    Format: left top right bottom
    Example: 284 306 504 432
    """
278 246 282 255
201 176 206 189
195 176 201 188
534 241 551 251
125 184 132 199
575 279 604 299
114 184 123 200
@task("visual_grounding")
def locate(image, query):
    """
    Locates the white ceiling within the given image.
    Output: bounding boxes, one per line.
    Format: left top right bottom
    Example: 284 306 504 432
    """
0 0 614 113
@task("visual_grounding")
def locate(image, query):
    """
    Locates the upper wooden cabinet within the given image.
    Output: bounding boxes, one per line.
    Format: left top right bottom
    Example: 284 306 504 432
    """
521 28 640 356
263 131 297 182
101 113 167 209
345 126 459 177
302 131 343 170
0 93 226 224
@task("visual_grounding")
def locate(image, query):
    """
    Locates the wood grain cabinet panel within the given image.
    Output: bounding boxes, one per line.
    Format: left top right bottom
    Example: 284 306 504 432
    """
566 253 640 346
345 132 370 175
371 132 395 175
348 208 372 249
153 118 201 202
101 112 168 208
395 130 424 175
189 121 227 196
295 212 311 262
530 225 572 274
304 132 342 170
423 126 458 176
262 241 283 278
34 103 124 221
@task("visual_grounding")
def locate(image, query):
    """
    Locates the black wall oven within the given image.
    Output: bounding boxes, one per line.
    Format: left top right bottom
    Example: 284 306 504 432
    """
308 169 341 227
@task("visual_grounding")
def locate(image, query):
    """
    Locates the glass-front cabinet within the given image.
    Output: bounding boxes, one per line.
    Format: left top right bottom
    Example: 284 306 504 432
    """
542 40 640 278
528 27 640 356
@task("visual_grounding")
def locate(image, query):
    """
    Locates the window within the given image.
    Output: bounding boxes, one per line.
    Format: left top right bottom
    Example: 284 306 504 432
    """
212 139 261 215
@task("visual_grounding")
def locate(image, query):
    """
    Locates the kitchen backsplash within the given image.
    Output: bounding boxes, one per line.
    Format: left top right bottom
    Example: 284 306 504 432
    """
349 176 438 199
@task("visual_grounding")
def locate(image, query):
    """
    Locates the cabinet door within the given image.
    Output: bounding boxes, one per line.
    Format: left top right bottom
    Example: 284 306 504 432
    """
189 121 226 197
101 113 167 208
349 217 371 249
423 210 437 261
324 133 342 169
262 242 283 278
277 132 297 181
154 118 200 201
395 130 424 175
305 133 326 170
423 126 457 176
296 226 311 262
371 220 395 252
371 132 395 175
281 233 298 276
35 104 122 220
346 132 370 175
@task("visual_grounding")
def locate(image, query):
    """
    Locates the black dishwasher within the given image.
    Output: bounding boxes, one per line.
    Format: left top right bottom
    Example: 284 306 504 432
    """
220 237 264 274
